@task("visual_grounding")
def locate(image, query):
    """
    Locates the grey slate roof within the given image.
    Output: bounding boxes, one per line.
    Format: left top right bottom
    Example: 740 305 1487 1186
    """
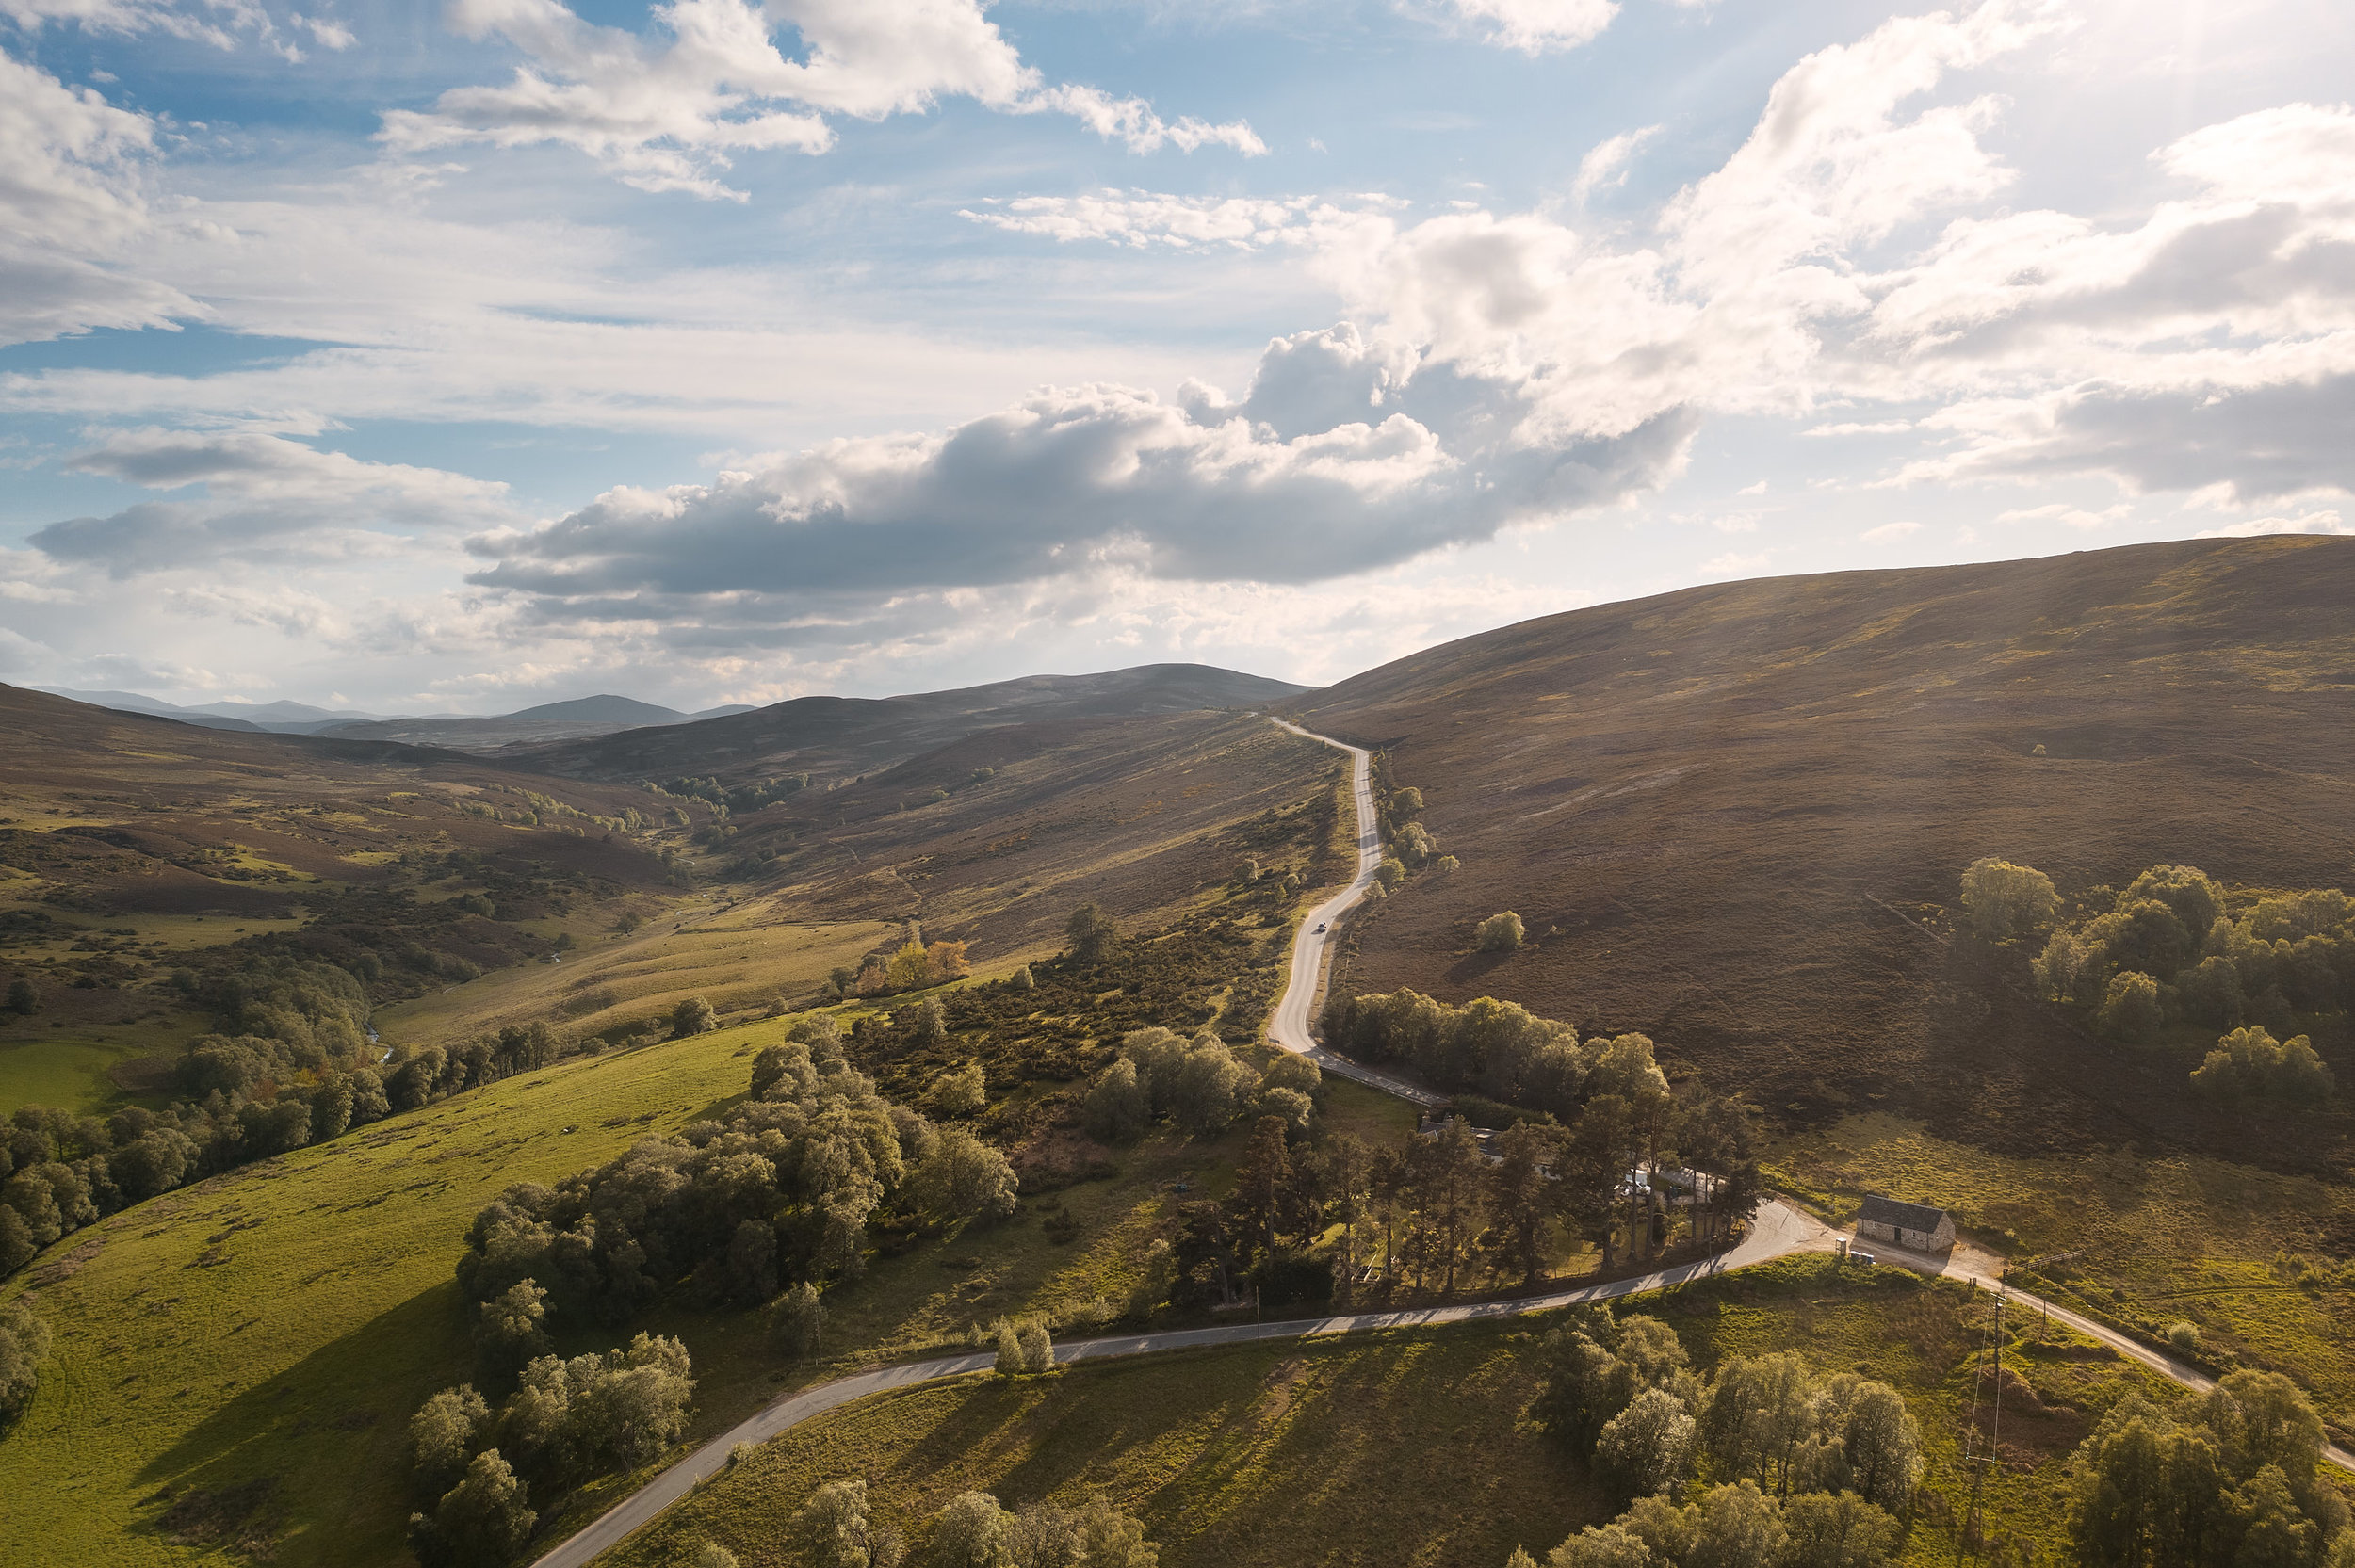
1860 1194 1948 1232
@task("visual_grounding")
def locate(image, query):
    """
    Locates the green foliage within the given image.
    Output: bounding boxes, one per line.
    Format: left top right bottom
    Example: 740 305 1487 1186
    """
909 1127 1019 1223
2190 1026 2334 1105
1318 989 1587 1113
2096 971 2165 1043
0 1295 53 1427
671 996 719 1038
409 1447 536 1568
456 1040 921 1320
1476 911 1525 953
1375 857 1405 891
773 1280 827 1359
2065 1370 2350 1567
930 1059 987 1119
1064 905 1120 966
1081 1058 1150 1143
1958 857 2060 943
473 1280 551 1387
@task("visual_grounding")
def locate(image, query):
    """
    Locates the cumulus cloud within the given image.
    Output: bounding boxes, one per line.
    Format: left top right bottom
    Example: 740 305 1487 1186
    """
33 428 515 575
1859 520 1923 542
468 333 1692 610
2195 509 2349 538
1438 0 1618 56
379 0 1263 198
0 51 197 345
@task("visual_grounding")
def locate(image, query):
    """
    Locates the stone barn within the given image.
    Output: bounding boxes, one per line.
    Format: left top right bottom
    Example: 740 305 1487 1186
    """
1855 1194 1956 1253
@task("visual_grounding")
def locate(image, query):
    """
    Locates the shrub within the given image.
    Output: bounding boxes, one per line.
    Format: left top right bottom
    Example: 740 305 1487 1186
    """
2191 1026 2333 1106
2168 1321 2201 1352
1375 857 1405 891
670 996 718 1038
930 1060 987 1119
909 1127 1018 1222
1007 965 1035 992
1476 912 1525 953
409 1448 535 1568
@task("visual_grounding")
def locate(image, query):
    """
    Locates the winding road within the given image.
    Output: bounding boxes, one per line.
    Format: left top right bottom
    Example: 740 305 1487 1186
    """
524 716 2333 1567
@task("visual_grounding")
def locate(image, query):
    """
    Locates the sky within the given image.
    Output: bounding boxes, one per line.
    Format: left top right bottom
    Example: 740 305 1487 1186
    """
2 0 2351 714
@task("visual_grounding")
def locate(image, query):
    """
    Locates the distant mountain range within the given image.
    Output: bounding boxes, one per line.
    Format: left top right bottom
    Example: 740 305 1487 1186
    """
30 665 1301 766
516 663 1312 783
35 688 758 747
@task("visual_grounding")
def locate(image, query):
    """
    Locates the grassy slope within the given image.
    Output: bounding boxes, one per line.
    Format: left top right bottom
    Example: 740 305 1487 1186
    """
599 1255 2187 1568
1770 1112 2355 1429
0 709 1373 1566
1291 537 2355 1166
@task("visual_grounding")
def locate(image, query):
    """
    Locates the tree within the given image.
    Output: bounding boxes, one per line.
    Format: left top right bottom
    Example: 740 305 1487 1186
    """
1540 1525 1652 1568
792 1479 890 1568
1231 1116 1296 1261
1168 1037 1258 1138
1082 1059 1150 1143
925 940 970 983
411 1384 492 1493
911 998 950 1047
886 940 933 993
910 1127 1018 1222
1836 1382 1922 1512
1684 1481 1786 1568
774 1281 826 1358
671 996 718 1038
1958 857 2059 943
1779 1492 1899 1568
1017 1319 1054 1373
1595 1386 1696 1503
2191 1027 2334 1106
3 978 33 1017
474 1280 551 1387
1488 1121 1558 1288
1476 912 1525 953
2096 971 2165 1044
0 1298 53 1425
1375 857 1405 891
1008 965 1035 992
1697 1353 1814 1495
410 1448 536 1568
933 1491 1015 1568
1065 904 1119 965
932 1060 988 1119
1422 1117 1488 1295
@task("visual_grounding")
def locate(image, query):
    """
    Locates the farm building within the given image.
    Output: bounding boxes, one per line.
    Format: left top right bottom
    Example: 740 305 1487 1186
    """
1855 1194 1955 1252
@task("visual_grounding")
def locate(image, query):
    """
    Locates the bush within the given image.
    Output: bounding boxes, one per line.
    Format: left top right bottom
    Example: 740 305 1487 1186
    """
2190 1026 2333 1106
1475 912 1524 953
1007 965 1035 992
2168 1320 2201 1352
670 996 718 1038
931 1060 988 1119
409 1449 535 1568
909 1127 1018 1222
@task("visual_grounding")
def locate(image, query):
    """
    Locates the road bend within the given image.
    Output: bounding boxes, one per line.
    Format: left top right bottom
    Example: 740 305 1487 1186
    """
525 720 2333 1566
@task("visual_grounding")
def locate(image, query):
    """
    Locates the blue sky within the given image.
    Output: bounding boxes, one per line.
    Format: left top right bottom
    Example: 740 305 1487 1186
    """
3 0 2351 713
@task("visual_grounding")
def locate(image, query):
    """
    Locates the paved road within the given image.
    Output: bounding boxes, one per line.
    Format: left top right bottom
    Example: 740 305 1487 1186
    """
528 1197 1839 1568
1265 719 1447 1106
527 718 2341 1565
1856 1237 2355 1476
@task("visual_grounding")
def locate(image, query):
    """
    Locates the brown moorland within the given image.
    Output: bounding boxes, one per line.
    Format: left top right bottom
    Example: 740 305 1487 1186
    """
1289 536 2355 1175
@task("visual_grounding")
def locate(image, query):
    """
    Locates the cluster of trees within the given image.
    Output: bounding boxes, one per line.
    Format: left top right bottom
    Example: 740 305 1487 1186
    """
456 1014 1017 1327
830 935 972 1000
1319 989 1663 1121
1519 1309 1920 1568
1161 1063 1758 1313
2007 864 2354 1040
1080 1027 1288 1142
2190 1026 2334 1106
2 991 563 1276
408 1331 694 1567
2066 1369 2353 1567
658 773 811 816
710 1479 1157 1568
0 1296 51 1429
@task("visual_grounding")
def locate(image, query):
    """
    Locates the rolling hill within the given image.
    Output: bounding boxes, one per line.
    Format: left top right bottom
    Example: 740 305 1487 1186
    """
516 662 1309 784
1287 535 2355 1173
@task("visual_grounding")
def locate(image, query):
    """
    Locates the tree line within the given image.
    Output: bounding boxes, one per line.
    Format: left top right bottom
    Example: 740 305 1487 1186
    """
1958 858 2346 1105
689 1479 1158 1568
1 955 568 1275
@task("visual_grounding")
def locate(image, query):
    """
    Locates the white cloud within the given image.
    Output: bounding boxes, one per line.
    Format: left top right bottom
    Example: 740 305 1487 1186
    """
961 190 1323 249
1439 0 1618 56
1859 520 1922 542
0 51 198 346
34 428 516 575
1572 125 1658 201
1993 501 2130 530
2194 509 2349 538
378 0 1263 199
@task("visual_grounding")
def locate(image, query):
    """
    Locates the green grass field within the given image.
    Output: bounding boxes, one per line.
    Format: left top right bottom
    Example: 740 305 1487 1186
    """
0 1001 1417 1568
1768 1112 2355 1428
602 1255 2185 1568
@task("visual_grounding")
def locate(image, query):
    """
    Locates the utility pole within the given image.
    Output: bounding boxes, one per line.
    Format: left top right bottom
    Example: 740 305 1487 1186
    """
1956 1285 2007 1564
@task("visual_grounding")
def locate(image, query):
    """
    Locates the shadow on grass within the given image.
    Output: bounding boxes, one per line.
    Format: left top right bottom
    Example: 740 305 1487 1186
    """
132 1281 469 1564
